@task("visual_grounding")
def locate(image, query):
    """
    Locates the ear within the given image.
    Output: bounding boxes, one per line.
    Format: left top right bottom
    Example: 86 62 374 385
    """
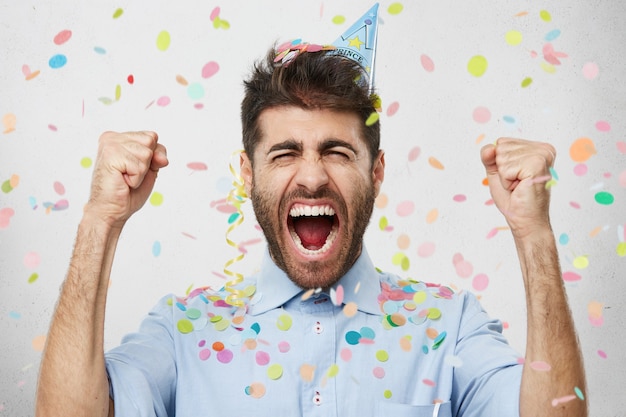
240 151 253 196
372 150 385 197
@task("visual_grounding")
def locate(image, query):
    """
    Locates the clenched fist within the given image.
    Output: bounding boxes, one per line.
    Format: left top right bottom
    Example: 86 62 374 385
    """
481 138 556 240
86 131 169 229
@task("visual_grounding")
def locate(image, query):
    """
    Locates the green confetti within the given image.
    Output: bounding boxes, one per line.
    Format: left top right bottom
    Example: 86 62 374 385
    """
113 8 124 19
521 77 533 88
594 191 614 205
28 273 39 284
365 112 380 126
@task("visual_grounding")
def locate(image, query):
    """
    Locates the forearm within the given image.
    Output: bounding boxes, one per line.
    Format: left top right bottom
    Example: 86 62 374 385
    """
516 228 587 417
36 214 122 417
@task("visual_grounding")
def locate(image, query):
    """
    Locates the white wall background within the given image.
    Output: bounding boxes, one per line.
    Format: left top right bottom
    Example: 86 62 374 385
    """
1 1 624 416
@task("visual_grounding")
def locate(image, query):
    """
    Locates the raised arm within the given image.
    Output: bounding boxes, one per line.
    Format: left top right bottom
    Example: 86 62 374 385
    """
480 138 587 417
35 131 168 417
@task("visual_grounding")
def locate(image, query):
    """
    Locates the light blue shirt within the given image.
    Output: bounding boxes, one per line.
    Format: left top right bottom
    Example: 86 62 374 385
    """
106 247 522 416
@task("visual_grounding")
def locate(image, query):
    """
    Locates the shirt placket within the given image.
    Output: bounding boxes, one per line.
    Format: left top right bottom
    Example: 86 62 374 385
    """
300 294 337 417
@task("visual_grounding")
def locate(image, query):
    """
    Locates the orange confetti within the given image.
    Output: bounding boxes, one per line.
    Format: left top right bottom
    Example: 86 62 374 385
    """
569 137 596 162
589 226 603 237
514 11 529 17
425 327 439 339
176 74 189 86
426 208 439 224
428 156 445 170
32 335 46 351
343 302 358 317
482 177 489 186
475 133 486 144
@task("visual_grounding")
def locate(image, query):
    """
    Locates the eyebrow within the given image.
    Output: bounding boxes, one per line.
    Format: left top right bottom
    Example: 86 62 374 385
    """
266 139 358 155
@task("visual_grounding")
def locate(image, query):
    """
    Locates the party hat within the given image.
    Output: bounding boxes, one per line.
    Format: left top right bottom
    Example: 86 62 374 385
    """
331 3 379 91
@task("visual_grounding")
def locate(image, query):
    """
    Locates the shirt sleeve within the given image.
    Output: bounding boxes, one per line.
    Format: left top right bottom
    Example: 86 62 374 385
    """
451 292 523 417
105 295 177 417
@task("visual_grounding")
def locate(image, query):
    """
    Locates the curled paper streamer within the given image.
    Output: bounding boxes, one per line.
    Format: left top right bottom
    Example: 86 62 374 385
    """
223 150 248 307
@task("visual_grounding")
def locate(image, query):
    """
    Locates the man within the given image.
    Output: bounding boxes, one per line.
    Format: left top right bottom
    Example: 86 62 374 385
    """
35 18 587 417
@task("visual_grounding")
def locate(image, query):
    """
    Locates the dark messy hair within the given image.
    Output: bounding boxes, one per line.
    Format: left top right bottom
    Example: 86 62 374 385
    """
241 46 381 165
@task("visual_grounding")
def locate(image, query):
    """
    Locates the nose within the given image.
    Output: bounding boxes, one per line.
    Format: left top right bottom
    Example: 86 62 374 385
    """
294 156 329 193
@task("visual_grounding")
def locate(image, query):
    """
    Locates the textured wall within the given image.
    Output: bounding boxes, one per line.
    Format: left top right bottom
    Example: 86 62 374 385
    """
1 1 624 415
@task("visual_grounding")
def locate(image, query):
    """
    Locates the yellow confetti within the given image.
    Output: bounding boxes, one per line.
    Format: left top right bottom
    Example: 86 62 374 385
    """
467 55 488 77
616 242 626 257
115 84 121 101
156 30 171 51
540 10 552 22
572 255 589 270
365 112 380 126
505 30 523 46
112 8 124 19
388 2 404 15
149 191 164 206
332 15 346 24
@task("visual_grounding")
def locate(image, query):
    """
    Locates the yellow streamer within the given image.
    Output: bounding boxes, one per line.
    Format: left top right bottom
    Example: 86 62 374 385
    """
223 150 248 307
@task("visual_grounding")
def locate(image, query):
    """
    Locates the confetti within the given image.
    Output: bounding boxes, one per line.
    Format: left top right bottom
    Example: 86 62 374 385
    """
467 55 488 77
472 274 489 291
332 15 346 25
472 106 491 124
202 61 220 78
32 335 46 351
387 3 404 15
3 113 17 133
396 200 415 217
428 156 444 170
149 192 164 206
156 30 171 51
53 29 72 45
113 8 124 19
582 62 599 80
594 191 614 205
505 30 523 46
386 101 399 117
420 54 435 72
569 137 596 162
49 54 67 69
408 146 421 161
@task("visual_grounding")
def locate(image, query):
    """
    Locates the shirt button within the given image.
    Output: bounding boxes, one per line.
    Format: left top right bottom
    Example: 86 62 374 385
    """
313 321 323 334
313 391 322 406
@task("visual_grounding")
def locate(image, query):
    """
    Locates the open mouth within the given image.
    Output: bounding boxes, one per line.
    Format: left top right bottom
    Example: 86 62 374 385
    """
288 204 339 255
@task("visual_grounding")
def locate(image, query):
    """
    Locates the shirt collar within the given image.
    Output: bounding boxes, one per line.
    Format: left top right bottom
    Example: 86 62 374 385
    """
248 246 383 316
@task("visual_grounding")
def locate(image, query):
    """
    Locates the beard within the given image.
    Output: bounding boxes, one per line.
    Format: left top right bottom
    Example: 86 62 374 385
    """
250 180 376 290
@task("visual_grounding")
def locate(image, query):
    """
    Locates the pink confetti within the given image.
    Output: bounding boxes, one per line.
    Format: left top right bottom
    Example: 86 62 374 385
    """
529 361 552 371
472 273 489 291
551 395 577 407
486 227 499 239
582 62 599 80
617 141 626 154
23 252 41 269
395 200 415 217
597 349 607 359
373 367 385 379
417 241 435 258
0 207 15 229
408 146 421 162
472 106 491 124
156 96 171 106
202 61 220 78
595 120 611 132
573 163 587 176
619 170 626 188
453 194 467 202
422 378 436 387
569 201 581 209
53 29 72 45
187 162 208 171
48 124 58 131
334 284 344 305
420 54 435 72
562 271 581 282
53 181 65 195
210 7 220 21
386 101 400 117
340 348 352 362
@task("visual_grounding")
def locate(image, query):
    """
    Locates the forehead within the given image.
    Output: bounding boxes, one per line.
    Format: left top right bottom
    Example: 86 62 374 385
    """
256 106 365 150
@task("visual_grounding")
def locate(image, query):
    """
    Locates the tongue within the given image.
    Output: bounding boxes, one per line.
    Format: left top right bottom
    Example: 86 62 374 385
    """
293 216 333 250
